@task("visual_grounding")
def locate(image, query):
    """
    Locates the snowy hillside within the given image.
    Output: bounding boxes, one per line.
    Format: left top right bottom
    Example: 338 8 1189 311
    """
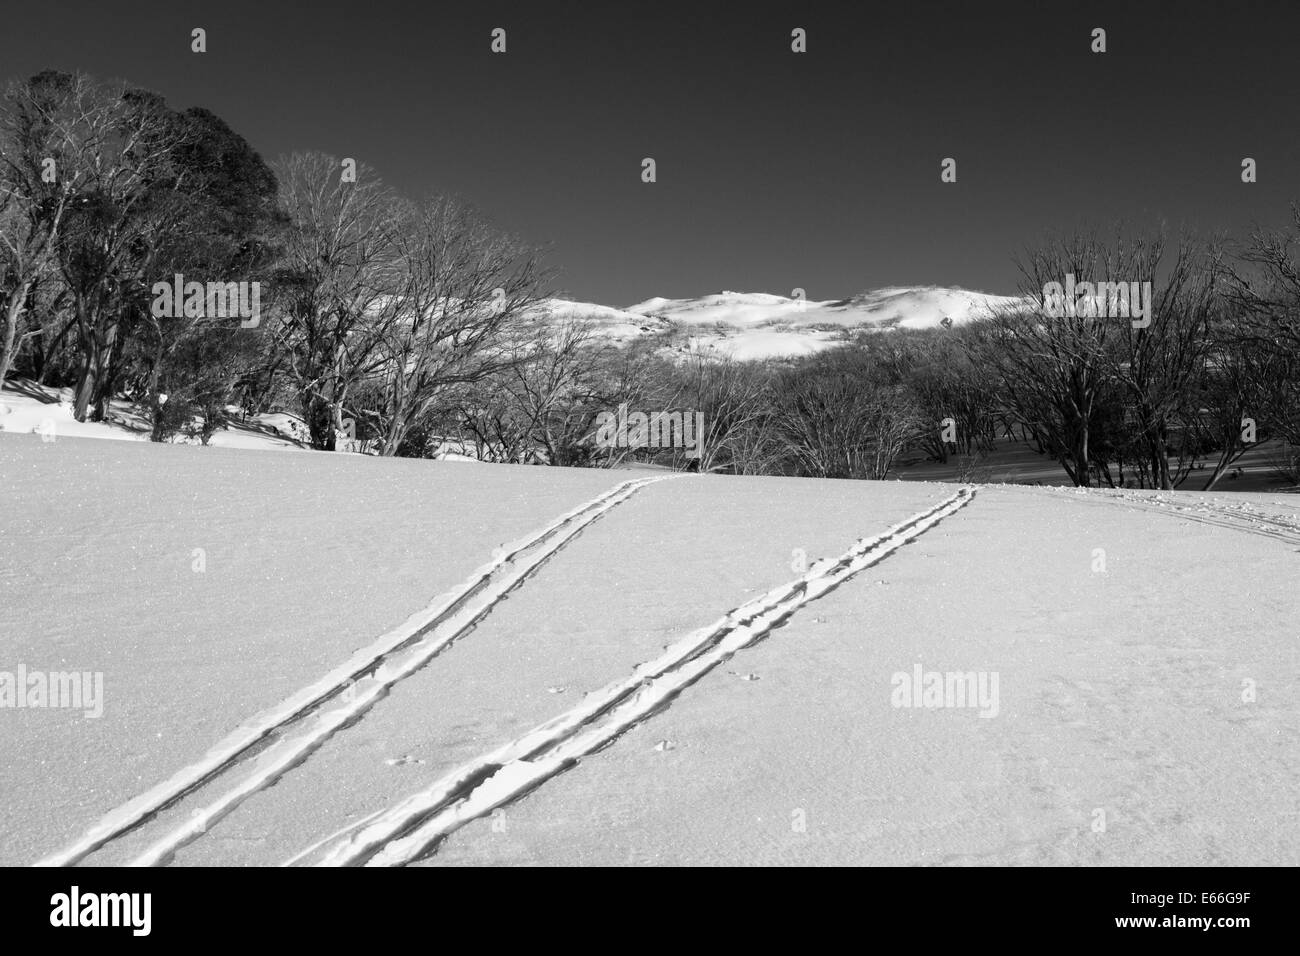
533 297 673 343
3 433 1296 866
629 286 1023 330
543 286 1024 359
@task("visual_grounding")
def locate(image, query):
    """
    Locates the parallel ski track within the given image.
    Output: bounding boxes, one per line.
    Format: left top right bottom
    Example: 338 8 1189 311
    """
35 474 674 868
1047 487 1300 547
302 486 977 867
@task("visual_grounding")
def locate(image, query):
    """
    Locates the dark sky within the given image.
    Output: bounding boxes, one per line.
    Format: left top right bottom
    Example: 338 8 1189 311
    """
3 0 1298 305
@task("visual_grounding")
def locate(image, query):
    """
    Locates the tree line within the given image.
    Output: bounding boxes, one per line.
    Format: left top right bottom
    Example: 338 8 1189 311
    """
2 71 1297 489
0 71 549 454
420 227 1300 491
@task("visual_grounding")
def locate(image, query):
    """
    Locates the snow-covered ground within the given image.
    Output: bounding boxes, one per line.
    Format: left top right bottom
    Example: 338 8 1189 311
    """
2 431 1295 866
0 379 481 458
0 380 305 451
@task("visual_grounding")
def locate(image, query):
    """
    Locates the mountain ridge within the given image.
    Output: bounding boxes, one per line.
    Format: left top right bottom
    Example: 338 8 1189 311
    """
537 285 1025 359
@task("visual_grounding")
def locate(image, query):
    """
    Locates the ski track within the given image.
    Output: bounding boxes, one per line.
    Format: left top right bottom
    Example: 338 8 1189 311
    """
302 486 977 868
33 473 674 868
1044 486 1300 547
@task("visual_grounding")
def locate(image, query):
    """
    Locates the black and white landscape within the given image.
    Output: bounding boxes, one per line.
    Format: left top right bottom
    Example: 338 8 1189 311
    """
1 1 1297 877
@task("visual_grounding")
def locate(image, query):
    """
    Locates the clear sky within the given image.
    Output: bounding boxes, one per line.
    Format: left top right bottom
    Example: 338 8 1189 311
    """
3 0 1298 305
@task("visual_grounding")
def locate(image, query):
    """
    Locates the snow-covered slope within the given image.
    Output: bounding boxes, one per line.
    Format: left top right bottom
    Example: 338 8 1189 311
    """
3 435 1296 866
815 286 1026 330
544 286 1023 359
629 291 814 327
533 298 672 343
629 286 1021 331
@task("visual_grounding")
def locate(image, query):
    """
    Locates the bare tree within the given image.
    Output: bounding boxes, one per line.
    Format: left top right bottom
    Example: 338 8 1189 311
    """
269 152 405 450
775 349 921 480
670 351 776 474
26 75 194 421
897 328 1000 463
0 173 63 392
507 320 611 465
367 195 552 456
447 322 602 464
1228 202 1300 356
0 74 111 397
981 230 1206 487
1186 306 1281 490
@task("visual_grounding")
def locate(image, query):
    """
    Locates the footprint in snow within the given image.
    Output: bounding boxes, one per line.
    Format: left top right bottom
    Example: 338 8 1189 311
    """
546 686 566 694
385 754 425 767
653 740 676 752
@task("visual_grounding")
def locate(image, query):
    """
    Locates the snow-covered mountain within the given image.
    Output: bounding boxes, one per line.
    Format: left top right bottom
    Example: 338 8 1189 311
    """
539 286 1024 360
531 298 673 341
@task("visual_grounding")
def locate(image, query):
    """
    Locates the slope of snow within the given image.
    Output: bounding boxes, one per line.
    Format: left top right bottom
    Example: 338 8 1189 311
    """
820 286 1026 330
0 434 631 865
314 488 977 867
531 298 672 343
681 328 845 361
417 483 1298 867
629 286 1023 331
629 291 818 327
34 474 672 867
3 435 1296 866
551 286 1025 359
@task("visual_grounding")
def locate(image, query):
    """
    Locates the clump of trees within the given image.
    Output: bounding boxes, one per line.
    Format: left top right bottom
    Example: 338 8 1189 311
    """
0 71 283 430
1 70 550 452
967 227 1300 489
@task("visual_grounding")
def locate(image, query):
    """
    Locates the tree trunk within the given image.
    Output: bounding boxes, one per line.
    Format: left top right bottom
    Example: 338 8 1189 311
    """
88 318 122 422
146 348 166 441
303 393 336 451
0 285 28 394
72 295 97 421
73 350 96 421
379 424 405 457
